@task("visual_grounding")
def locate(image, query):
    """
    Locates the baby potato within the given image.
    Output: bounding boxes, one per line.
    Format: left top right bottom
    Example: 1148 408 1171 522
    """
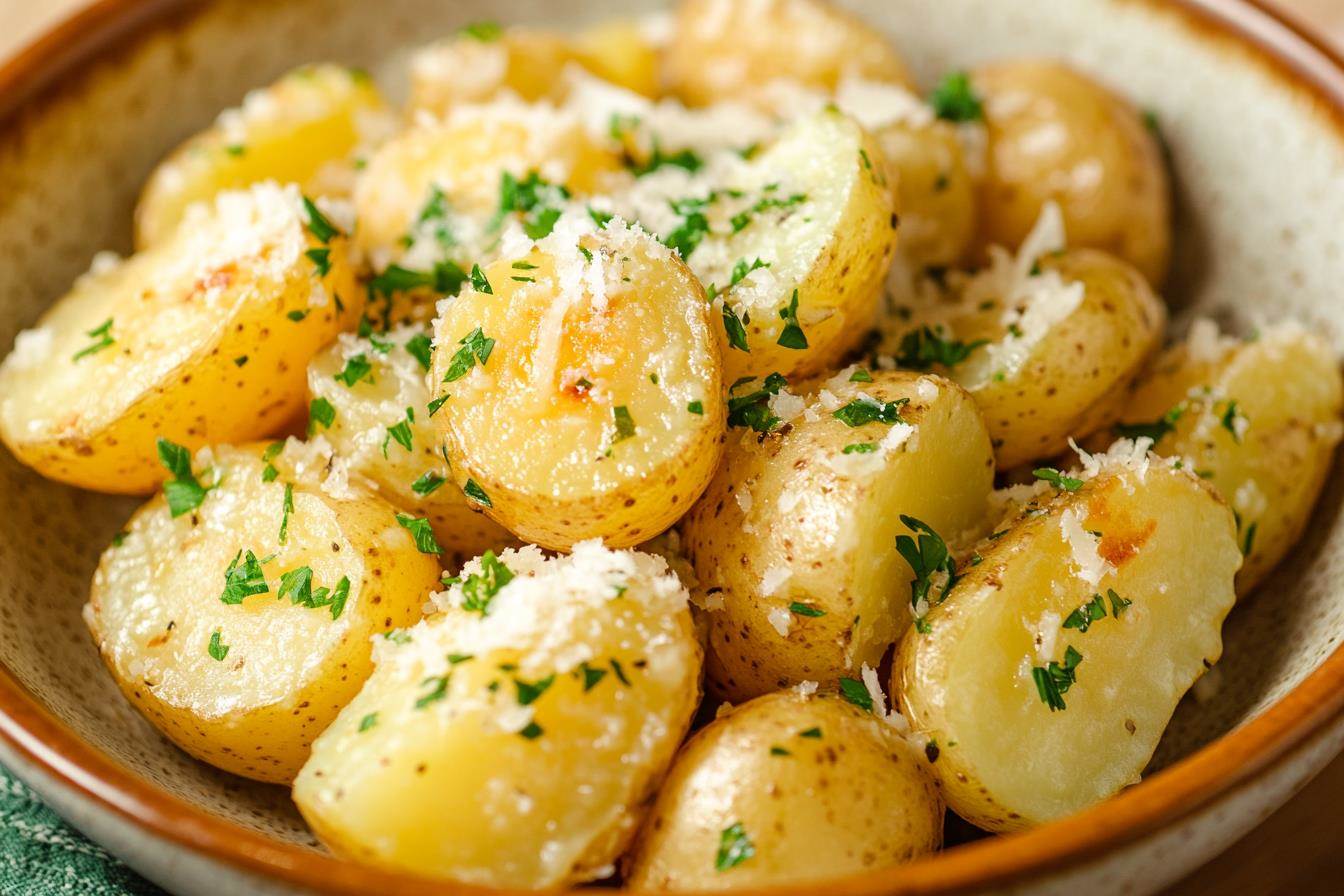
876 120 977 269
0 183 361 494
572 19 662 99
85 440 441 783
135 65 391 248
626 690 942 890
971 60 1172 285
1114 321 1344 594
430 218 725 550
896 451 1240 831
306 324 515 567
665 0 914 108
682 370 994 702
293 542 702 888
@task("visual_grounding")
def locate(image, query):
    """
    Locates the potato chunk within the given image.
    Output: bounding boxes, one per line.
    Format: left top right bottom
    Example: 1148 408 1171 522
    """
896 450 1239 831
293 542 702 888
135 65 391 248
1115 321 1343 593
876 120 977 269
85 441 441 783
0 183 361 493
430 218 725 550
626 690 942 890
682 370 994 702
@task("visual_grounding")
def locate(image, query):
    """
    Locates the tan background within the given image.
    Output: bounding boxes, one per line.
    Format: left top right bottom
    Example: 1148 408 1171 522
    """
0 1 1342 893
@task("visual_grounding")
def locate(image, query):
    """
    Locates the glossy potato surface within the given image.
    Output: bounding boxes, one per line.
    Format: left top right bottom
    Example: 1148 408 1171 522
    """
877 120 977 269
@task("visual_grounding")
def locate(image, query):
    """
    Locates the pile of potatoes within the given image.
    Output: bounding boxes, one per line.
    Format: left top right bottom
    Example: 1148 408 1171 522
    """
1 0 1340 889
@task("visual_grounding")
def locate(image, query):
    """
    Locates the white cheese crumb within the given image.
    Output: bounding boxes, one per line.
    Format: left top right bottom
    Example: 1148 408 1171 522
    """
1060 507 1114 587
1032 611 1062 664
793 680 819 697
3 327 53 372
760 565 792 597
766 605 792 637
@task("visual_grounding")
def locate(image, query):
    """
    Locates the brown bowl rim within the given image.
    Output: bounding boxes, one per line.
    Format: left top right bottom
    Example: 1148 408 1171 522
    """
1 0 1344 893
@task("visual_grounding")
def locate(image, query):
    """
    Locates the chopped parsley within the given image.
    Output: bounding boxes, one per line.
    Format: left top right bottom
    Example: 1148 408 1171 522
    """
514 675 554 706
207 630 229 662
72 318 115 361
1032 645 1083 712
469 263 492 294
396 513 442 555
893 325 987 370
414 675 449 709
278 483 294 545
715 822 755 872
456 550 514 615
727 373 788 433
687 400 704 415
895 515 958 616
1219 399 1247 443
463 478 492 507
629 143 703 177
358 712 378 732
411 471 446 496
1063 594 1107 632
833 396 908 427
383 407 415 457
721 301 751 353
459 20 502 41
776 289 808 349
441 327 495 383
929 71 984 122
304 247 332 278
612 406 636 443
404 332 434 372
219 550 268 605
261 440 284 483
308 397 336 432
334 354 374 387
842 442 878 454
497 170 570 239
838 677 873 712
368 261 468 297
580 662 607 691
1115 403 1185 443
663 196 712 259
301 196 341 243
1033 467 1084 492
849 368 873 383
156 438 212 517
788 602 825 618
799 727 822 739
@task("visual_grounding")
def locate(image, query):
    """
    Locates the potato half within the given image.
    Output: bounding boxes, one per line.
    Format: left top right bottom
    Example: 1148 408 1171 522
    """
293 542 702 888
85 440 441 783
626 690 942 890
682 370 994 702
0 183 361 493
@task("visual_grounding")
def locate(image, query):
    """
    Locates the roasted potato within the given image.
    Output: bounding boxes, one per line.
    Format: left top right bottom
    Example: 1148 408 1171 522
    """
430 217 725 550
971 60 1172 285
85 440 441 783
0 183 361 493
682 370 994 702
626 690 942 890
1114 320 1344 593
897 450 1240 831
293 542 702 888
135 65 391 248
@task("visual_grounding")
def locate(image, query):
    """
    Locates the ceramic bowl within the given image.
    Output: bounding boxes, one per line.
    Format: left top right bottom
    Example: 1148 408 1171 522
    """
2 0 1344 893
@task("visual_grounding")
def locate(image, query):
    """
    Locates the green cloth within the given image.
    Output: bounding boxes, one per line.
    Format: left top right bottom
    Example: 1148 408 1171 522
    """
0 764 162 895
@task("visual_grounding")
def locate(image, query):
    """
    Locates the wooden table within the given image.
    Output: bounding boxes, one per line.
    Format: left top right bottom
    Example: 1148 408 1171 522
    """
0 1 1341 894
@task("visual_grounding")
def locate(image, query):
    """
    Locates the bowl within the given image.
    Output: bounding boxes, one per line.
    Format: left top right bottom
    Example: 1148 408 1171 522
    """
2 0 1344 893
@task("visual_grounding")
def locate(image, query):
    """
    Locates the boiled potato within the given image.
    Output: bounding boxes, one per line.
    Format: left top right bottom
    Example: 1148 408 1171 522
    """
573 19 662 99
85 440 441 783
896 450 1240 831
682 370 994 702
971 60 1172 285
877 120 977 269
1114 320 1344 594
0 183 361 493
665 0 914 108
306 324 515 567
135 65 391 248
293 541 702 888
430 218 725 550
626 690 942 890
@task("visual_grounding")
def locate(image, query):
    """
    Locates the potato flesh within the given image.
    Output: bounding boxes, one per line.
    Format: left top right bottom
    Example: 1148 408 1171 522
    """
627 691 942 890
430 221 725 550
84 442 440 782
293 543 702 888
897 462 1239 830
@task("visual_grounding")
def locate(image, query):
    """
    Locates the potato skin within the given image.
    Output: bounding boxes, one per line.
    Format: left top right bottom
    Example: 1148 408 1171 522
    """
972 60 1172 286
84 441 441 783
682 371 994 702
877 120 977 269
625 690 942 890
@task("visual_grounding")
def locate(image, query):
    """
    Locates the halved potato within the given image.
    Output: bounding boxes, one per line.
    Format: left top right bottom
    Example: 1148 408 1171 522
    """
135 65 391 248
293 542 702 888
0 183 362 493
896 449 1240 831
85 440 441 783
306 324 515 567
626 690 942 890
682 370 994 702
1115 320 1343 593
429 218 725 550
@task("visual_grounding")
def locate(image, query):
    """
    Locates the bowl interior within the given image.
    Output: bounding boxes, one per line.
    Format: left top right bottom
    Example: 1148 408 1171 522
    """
0 0 1342 872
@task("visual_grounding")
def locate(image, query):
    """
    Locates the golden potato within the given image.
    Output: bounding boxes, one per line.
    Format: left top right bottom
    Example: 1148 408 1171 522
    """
897 449 1239 831
626 690 942 890
429 218 725 550
876 120 977 269
85 440 441 783
135 65 391 248
682 370 994 702
1114 320 1343 593
665 0 914 108
971 59 1172 285
573 19 662 98
293 542 702 888
0 183 362 493
306 323 515 567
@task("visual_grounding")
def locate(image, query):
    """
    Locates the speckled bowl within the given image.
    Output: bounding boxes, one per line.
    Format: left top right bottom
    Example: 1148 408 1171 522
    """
1 0 1343 894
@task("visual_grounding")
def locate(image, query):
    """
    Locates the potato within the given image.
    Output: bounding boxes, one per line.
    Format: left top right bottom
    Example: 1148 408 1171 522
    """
626 690 942 890
0 183 362 493
896 450 1240 831
876 120 977 269
84 440 441 783
665 0 914 108
971 60 1172 285
293 542 702 888
682 370 994 702
1114 320 1343 594
306 324 515 568
573 19 662 99
135 65 391 248
429 218 725 550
